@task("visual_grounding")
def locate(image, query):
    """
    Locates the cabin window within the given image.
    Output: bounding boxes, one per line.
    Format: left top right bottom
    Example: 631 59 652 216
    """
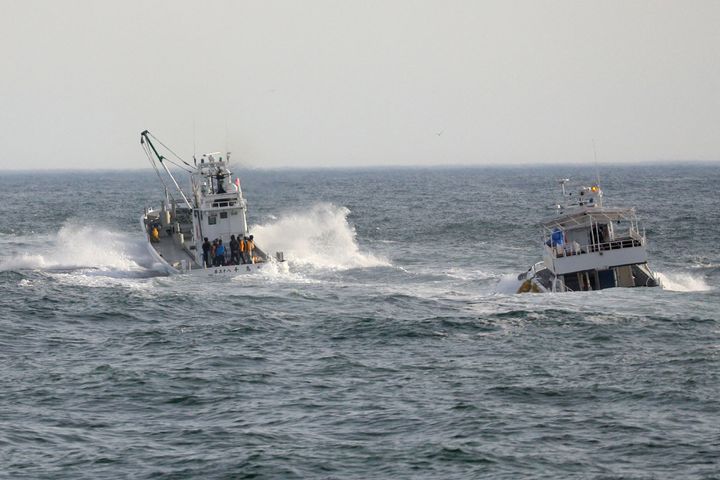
208 214 217 225
563 273 581 292
220 212 228 219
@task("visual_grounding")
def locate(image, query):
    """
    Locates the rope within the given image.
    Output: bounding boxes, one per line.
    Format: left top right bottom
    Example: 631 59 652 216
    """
147 131 195 169
160 155 194 174
142 141 177 205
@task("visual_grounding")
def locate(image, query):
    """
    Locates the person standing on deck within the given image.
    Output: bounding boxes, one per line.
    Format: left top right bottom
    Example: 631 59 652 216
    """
150 225 160 243
238 233 246 263
246 235 255 264
230 235 240 265
211 239 218 266
202 237 211 267
241 236 249 264
215 240 226 266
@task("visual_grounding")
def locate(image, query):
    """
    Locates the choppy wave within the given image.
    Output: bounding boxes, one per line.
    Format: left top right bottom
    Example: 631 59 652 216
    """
0 207 390 278
2 166 719 479
0 220 152 273
250 203 389 270
656 271 713 292
230 258 322 285
495 273 525 294
492 270 714 295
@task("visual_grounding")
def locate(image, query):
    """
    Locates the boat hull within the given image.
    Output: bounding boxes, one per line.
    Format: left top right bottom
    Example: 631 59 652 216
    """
517 262 660 293
140 212 271 276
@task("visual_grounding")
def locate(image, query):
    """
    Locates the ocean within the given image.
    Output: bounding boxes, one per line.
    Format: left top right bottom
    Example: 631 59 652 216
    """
1 164 718 479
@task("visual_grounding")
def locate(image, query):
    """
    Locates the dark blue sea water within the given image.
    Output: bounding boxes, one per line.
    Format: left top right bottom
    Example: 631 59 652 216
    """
1 165 719 479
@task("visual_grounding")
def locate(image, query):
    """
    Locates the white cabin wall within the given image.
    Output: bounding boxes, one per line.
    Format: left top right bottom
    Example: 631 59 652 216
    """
552 247 648 275
199 208 248 243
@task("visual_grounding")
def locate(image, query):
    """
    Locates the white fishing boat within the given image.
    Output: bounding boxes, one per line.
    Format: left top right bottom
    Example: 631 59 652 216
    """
517 179 659 293
139 130 284 276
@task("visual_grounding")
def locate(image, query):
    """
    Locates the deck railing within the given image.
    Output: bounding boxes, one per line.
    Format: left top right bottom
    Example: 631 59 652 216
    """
548 235 644 258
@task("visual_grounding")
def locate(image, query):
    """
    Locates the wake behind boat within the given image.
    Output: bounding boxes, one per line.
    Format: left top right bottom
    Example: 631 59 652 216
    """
139 130 284 276
517 179 659 293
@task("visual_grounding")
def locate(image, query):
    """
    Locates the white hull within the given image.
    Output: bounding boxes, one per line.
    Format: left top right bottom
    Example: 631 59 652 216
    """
517 261 660 293
139 131 284 279
140 213 270 277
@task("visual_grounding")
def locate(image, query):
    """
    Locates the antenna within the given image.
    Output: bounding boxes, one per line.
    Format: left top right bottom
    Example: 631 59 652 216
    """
592 139 601 187
557 178 570 197
193 118 197 161
224 116 229 161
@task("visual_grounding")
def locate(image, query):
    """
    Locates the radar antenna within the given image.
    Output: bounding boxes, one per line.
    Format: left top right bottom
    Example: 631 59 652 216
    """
592 139 601 187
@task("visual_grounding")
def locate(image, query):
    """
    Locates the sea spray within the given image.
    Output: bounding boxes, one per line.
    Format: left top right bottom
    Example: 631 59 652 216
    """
250 203 389 270
492 270 712 294
656 271 713 292
492 274 521 294
0 220 151 273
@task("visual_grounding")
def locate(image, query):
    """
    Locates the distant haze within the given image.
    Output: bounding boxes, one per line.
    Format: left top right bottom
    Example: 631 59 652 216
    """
1 0 719 170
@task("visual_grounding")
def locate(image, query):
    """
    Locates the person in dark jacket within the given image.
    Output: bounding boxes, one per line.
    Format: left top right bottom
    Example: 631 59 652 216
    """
229 235 240 265
202 237 211 267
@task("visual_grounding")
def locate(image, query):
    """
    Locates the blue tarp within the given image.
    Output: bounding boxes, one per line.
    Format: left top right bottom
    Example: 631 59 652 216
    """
551 229 564 246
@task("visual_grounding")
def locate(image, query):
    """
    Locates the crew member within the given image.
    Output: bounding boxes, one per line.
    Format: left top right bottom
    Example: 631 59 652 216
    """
246 235 255 264
150 225 160 243
202 237 211 267
241 236 250 264
238 233 246 263
230 235 240 265
215 239 226 266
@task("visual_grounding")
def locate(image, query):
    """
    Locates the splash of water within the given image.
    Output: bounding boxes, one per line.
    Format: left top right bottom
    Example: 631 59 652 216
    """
0 220 152 273
495 273 524 294
493 269 716 295
230 260 322 285
250 203 389 270
656 271 712 292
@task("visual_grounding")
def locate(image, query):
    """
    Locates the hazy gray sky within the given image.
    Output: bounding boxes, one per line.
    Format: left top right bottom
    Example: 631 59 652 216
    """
1 0 719 169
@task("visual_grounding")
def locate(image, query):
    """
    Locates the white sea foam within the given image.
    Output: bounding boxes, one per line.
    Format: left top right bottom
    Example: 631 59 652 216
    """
250 203 389 271
656 271 713 292
491 269 714 295
230 259 322 285
494 273 525 295
0 220 152 273
443 267 500 282
50 271 156 291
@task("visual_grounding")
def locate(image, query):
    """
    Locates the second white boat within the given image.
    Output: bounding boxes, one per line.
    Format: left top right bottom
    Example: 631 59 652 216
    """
517 179 660 293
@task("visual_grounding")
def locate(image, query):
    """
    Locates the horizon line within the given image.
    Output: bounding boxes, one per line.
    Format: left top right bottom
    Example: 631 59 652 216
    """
0 158 718 173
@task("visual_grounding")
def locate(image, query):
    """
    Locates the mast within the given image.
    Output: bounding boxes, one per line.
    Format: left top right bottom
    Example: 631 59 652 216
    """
140 130 194 210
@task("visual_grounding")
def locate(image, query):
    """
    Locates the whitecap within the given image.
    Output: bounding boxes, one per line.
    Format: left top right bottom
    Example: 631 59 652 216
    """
249 203 390 271
656 271 713 292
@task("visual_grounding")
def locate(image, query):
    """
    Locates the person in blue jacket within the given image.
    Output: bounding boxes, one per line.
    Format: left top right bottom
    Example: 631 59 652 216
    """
215 239 226 266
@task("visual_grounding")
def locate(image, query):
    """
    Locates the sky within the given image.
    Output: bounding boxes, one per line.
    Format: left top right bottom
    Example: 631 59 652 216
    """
1 0 719 170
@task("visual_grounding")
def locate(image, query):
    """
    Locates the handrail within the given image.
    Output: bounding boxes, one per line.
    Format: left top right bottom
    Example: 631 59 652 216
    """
547 236 644 258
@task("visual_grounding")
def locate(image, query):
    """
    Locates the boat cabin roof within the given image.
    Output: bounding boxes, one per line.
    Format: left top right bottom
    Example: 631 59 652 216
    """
542 206 637 230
